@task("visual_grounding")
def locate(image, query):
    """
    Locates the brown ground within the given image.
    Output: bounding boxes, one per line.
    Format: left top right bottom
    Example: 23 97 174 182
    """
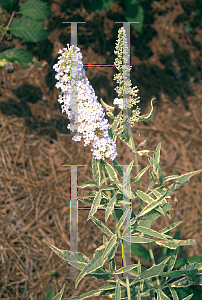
0 0 202 299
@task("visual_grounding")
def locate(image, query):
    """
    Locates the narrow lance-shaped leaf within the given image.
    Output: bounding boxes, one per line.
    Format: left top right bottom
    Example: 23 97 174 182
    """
105 192 118 222
75 235 117 288
138 98 155 121
167 169 202 193
155 239 196 250
167 247 179 276
138 190 168 218
115 280 121 300
45 242 90 270
87 191 102 221
112 159 124 177
159 221 182 234
182 295 194 300
43 282 55 300
153 142 161 164
169 286 179 300
130 261 167 284
90 215 114 236
155 289 170 300
53 284 65 300
171 274 202 288
67 282 117 300
149 156 164 186
131 165 150 183
133 225 172 240
122 160 134 185
78 180 98 188
114 263 140 275
121 235 155 244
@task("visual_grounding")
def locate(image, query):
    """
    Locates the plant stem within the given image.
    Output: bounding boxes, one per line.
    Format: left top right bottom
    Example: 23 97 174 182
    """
148 243 160 288
0 11 15 44
101 166 131 300
130 133 160 291
129 135 144 210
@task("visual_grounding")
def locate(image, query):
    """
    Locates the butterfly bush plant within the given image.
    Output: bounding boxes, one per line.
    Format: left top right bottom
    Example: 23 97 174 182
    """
35 27 202 300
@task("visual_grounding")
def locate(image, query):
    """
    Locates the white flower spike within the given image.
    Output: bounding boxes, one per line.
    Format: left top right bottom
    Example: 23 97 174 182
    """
53 44 117 161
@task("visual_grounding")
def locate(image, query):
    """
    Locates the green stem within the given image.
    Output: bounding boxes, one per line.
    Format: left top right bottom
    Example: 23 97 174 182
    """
101 166 131 300
129 135 144 210
148 243 160 288
130 133 160 291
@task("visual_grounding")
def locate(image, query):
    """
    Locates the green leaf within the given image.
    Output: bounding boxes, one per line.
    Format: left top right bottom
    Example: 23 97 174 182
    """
125 0 144 33
137 202 172 229
160 221 182 234
167 248 179 274
115 280 121 300
155 239 196 250
171 274 202 288
138 190 168 217
121 235 155 244
103 234 117 260
116 206 132 231
78 180 98 189
0 48 40 68
122 160 134 186
101 160 124 193
92 157 101 186
125 243 151 263
132 225 172 240
114 263 140 275
169 286 179 300
131 165 150 183
154 142 161 164
149 156 164 186
18 0 53 21
106 110 115 119
43 282 56 300
156 289 171 300
68 282 117 300
9 16 50 42
139 98 155 121
75 235 117 288
182 295 194 300
137 150 150 156
0 0 18 10
87 0 114 13
166 169 202 194
109 257 116 272
112 159 124 177
87 191 102 220
175 256 202 270
130 261 166 283
45 241 90 270
90 215 114 236
105 192 118 222
111 111 122 135
100 98 115 111
53 284 65 300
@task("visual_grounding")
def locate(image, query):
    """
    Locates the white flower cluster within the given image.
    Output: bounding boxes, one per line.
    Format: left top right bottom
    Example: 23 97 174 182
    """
113 27 141 127
53 44 117 161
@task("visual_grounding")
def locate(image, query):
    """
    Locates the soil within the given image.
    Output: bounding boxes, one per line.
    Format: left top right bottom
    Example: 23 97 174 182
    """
0 0 202 299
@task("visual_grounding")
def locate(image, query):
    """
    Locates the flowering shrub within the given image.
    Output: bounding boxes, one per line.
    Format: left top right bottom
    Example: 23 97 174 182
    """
32 27 202 300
